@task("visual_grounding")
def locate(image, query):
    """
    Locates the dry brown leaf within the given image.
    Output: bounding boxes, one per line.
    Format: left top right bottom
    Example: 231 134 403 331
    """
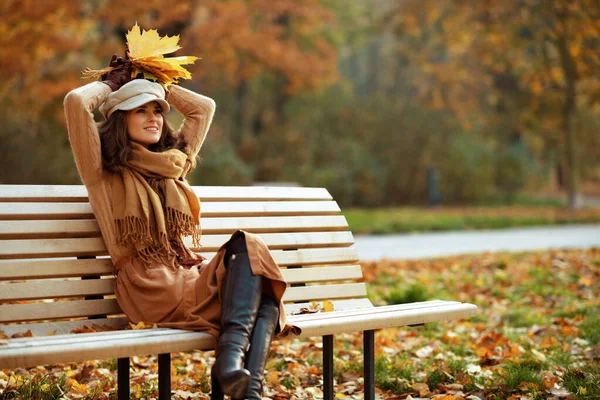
71 325 95 334
11 330 33 338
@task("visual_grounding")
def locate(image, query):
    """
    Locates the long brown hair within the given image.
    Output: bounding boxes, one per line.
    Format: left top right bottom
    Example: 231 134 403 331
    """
99 109 188 173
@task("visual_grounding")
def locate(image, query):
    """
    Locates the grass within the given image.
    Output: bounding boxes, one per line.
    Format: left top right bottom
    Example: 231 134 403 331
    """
1 374 68 400
343 205 600 234
563 366 600 400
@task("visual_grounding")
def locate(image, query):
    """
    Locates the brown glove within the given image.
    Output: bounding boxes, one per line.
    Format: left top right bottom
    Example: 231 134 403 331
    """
102 53 132 91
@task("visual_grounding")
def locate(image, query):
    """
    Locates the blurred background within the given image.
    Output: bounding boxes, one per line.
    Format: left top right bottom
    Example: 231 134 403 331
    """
2 0 600 212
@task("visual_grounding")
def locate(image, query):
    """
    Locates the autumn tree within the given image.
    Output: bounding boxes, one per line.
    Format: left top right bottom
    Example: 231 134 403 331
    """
386 0 600 208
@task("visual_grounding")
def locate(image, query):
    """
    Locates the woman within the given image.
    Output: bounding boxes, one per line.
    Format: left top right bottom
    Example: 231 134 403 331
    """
64 54 294 399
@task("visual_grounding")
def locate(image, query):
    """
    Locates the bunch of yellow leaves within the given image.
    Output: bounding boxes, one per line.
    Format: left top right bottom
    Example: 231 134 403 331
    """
82 23 198 86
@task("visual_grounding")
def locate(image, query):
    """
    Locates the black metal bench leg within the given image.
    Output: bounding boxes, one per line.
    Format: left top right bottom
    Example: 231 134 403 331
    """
158 353 171 400
364 330 375 400
117 357 130 400
323 334 334 400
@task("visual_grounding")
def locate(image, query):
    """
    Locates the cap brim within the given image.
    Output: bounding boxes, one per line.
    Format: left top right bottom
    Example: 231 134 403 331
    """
115 94 170 114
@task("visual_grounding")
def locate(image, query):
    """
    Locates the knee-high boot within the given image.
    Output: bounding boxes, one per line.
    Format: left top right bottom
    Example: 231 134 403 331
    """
237 294 279 400
212 241 263 398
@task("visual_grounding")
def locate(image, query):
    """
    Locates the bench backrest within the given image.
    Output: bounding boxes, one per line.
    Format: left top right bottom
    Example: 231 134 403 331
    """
0 185 369 336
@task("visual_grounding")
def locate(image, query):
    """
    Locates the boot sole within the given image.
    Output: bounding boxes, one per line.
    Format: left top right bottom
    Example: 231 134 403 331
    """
216 368 251 399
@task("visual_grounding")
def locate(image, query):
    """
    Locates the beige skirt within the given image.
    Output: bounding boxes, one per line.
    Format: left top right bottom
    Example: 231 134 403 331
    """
114 230 297 339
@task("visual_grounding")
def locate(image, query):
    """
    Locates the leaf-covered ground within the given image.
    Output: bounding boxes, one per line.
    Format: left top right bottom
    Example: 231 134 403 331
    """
1 248 599 400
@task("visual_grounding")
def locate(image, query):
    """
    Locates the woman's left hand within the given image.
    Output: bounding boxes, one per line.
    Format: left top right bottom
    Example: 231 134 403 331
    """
102 53 132 91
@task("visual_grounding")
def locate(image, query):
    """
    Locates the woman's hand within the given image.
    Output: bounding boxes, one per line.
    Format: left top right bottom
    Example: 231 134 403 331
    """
102 53 132 91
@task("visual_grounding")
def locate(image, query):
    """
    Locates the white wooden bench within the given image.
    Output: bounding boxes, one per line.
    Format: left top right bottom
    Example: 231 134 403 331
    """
0 184 477 400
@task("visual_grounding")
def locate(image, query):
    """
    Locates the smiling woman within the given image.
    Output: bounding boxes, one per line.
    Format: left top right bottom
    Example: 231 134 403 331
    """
64 39 297 399
126 102 164 147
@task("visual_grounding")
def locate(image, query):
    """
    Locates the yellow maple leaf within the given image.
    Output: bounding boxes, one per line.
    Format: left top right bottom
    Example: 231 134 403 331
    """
126 23 198 86
129 321 156 330
321 300 334 312
127 23 181 59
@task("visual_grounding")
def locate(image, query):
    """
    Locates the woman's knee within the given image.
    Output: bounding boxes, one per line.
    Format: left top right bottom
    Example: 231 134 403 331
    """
225 234 247 259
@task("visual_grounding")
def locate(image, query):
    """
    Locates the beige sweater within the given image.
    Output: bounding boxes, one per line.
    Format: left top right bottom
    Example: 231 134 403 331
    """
64 81 216 268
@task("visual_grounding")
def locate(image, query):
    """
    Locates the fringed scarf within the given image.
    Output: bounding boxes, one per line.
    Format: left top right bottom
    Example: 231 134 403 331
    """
111 142 201 265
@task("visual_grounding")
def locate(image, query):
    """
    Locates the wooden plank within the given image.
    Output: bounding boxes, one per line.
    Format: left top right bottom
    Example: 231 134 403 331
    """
190 231 355 251
0 233 357 260
0 317 129 336
0 216 348 240
282 265 363 284
0 185 332 202
0 202 94 220
290 302 479 338
0 220 101 239
289 300 459 321
282 283 367 302
0 260 361 284
0 299 123 323
284 298 374 315
0 258 113 280
0 201 341 220
0 278 115 301
0 238 107 259
0 329 217 370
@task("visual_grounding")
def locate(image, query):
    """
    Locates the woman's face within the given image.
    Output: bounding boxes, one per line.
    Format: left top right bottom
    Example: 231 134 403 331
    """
126 101 164 147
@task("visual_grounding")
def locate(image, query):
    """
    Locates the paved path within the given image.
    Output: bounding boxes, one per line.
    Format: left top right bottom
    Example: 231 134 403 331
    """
352 224 600 261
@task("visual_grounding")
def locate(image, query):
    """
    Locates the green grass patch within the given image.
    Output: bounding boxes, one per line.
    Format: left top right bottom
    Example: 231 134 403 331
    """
1 374 68 400
563 366 600 399
343 206 600 234
502 360 544 390
384 282 430 305
373 356 412 393
580 314 600 345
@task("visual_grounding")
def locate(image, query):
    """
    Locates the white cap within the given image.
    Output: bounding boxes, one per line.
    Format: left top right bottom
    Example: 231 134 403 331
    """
99 79 170 119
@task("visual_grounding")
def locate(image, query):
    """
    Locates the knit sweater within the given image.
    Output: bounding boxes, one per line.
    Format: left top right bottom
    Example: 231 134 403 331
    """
64 81 216 269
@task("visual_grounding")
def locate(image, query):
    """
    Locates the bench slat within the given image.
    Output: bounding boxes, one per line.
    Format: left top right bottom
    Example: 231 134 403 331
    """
0 329 216 370
282 265 363 283
0 298 376 336
0 317 129 336
0 279 366 303
0 258 113 280
0 257 362 282
0 216 348 239
0 299 123 323
0 278 116 301
0 201 341 220
0 185 332 202
289 302 479 337
0 231 355 260
0 246 358 268
283 283 367 302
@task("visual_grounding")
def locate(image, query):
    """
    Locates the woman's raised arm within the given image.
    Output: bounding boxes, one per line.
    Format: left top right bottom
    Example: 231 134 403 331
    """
64 81 112 187
166 85 216 161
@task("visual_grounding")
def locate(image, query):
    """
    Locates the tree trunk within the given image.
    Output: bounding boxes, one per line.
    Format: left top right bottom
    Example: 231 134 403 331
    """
555 6 582 209
233 72 248 146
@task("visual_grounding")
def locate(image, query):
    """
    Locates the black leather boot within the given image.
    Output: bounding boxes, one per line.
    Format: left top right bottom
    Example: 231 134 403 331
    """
212 237 263 399
239 294 279 400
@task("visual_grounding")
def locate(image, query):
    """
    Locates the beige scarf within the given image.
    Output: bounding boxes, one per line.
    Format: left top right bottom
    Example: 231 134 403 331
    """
111 142 201 265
